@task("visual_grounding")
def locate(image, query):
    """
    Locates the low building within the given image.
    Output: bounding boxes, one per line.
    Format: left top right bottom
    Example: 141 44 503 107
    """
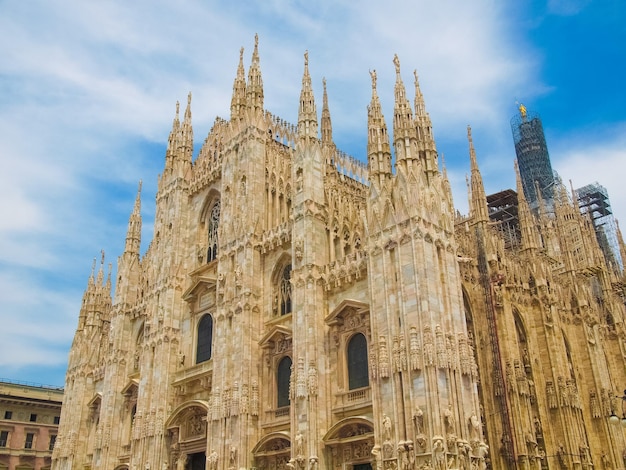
0 379 63 470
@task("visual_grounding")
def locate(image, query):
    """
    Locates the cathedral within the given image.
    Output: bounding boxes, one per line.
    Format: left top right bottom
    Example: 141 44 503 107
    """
54 36 626 470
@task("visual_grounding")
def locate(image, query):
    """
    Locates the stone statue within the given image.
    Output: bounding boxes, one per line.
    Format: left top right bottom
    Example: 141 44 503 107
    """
208 450 218 470
443 405 455 433
383 414 392 440
432 437 445 470
370 69 377 89
413 406 424 434
295 432 304 457
177 454 187 470
469 414 480 440
230 446 237 467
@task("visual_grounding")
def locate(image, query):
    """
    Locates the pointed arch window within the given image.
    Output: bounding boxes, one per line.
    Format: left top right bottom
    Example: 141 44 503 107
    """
347 333 369 390
207 201 220 262
277 356 292 408
196 314 214 364
280 264 292 316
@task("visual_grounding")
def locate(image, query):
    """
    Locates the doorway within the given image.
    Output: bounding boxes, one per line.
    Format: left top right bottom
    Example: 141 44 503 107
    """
189 451 206 470
353 464 372 470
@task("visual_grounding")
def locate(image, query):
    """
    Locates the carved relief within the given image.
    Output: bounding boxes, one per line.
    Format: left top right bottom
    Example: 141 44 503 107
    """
379 336 390 378
307 361 318 396
296 357 307 398
409 327 422 370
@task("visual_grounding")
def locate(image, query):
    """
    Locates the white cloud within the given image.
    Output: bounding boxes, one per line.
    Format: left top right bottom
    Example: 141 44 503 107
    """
552 123 626 226
2 0 612 384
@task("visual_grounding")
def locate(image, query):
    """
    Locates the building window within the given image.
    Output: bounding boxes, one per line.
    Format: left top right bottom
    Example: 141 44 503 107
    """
49 434 57 451
53 416 60 425
25 432 34 449
196 314 214 364
347 333 369 390
279 264 292 316
30 413 37 422
3 411 11 419
277 356 292 408
0 430 8 447
207 201 220 262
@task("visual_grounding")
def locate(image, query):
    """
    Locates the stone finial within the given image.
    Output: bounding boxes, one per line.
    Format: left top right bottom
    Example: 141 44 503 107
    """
369 69 377 90
393 54 401 75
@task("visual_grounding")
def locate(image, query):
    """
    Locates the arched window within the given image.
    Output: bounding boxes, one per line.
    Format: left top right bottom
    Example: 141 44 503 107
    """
277 356 292 408
347 333 369 389
207 201 220 262
196 314 213 364
280 264 292 316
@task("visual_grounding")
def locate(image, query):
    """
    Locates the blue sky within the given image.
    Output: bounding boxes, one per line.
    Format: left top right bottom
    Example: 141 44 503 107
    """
0 0 624 387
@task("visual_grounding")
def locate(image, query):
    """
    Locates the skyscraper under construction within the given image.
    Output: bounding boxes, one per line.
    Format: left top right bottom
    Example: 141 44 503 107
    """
510 105 554 207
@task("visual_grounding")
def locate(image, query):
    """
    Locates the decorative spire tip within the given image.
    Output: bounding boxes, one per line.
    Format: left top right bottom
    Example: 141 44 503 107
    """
369 69 377 90
393 54 401 75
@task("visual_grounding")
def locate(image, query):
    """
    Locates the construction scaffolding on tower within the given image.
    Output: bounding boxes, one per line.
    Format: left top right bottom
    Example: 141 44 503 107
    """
487 189 521 250
511 108 555 209
576 182 623 270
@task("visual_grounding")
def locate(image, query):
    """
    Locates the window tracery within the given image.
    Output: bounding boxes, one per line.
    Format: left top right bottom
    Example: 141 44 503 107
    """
274 263 292 316
207 201 220 262
276 356 292 408
196 314 214 364
347 333 369 390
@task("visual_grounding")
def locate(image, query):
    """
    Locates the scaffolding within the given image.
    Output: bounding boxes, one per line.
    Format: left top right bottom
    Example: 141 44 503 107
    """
576 182 623 270
511 108 555 207
487 189 521 250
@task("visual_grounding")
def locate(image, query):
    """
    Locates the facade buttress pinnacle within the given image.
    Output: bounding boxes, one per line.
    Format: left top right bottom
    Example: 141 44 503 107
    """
616 220 626 275
468 126 488 224
321 78 333 148
440 152 454 210
392 54 416 173
124 180 143 256
367 69 392 189
179 92 193 163
246 34 264 114
231 47 247 121
297 51 318 140
413 69 438 177
515 160 538 252
165 101 181 170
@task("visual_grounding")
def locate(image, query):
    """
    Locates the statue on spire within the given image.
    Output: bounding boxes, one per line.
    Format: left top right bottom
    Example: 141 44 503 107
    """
304 50 309 67
369 69 377 90
519 102 527 119
393 54 401 75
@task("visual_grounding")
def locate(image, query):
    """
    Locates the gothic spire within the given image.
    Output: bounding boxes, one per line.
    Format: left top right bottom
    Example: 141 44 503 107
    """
367 69 392 188
515 160 538 252
440 152 454 207
392 54 415 168
231 47 247 121
246 34 264 113
297 51 318 140
180 92 193 162
468 126 488 224
413 69 438 177
320 77 333 147
96 249 105 286
124 180 143 256
616 220 626 275
165 100 181 169
77 256 98 331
